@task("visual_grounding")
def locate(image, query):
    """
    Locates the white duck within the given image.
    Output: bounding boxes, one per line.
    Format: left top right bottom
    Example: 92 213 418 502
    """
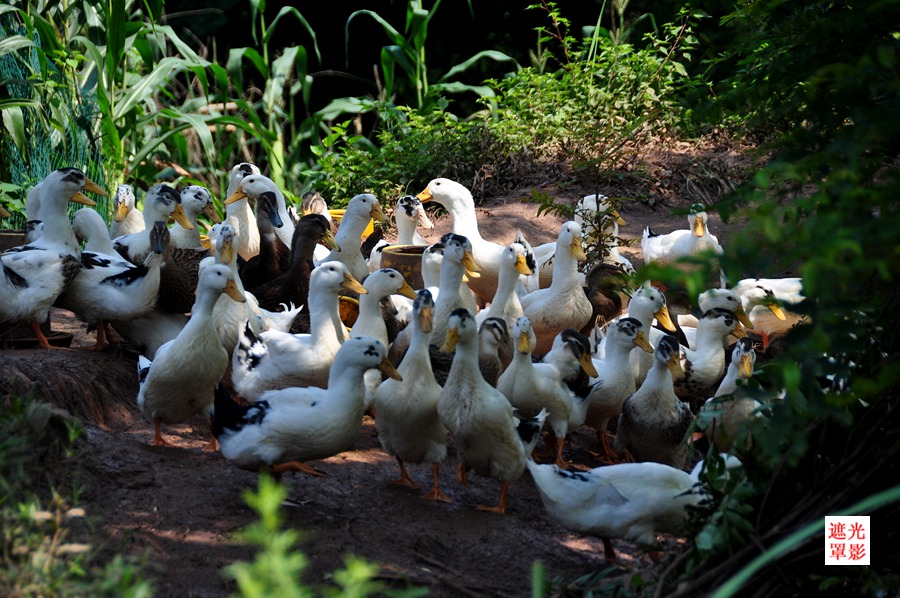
373 290 450 502
527 455 742 562
236 174 296 250
318 193 387 281
676 287 754 350
475 242 532 333
498 320 598 468
108 184 144 239
674 308 747 410
368 194 434 272
214 337 401 476
230 262 367 399
114 185 192 264
0 168 102 348
438 308 548 513
602 283 676 386
171 185 215 249
428 234 480 347
574 193 634 273
223 180 260 261
348 268 416 405
642 203 724 264
699 337 759 453
136 263 245 446
59 218 167 350
520 221 592 355
732 277 805 349
583 317 654 458
614 334 692 469
197 224 264 357
417 178 516 306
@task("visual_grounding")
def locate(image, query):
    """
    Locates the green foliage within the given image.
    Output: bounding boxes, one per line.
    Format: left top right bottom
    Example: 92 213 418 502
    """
225 475 423 598
344 0 518 113
0 396 151 596
656 1 900 594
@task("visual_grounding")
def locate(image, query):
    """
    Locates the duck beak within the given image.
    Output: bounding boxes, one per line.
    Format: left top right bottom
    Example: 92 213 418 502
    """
370 202 388 223
693 215 705 237
515 255 533 276
114 198 128 222
517 331 531 354
417 206 434 229
634 330 654 353
579 352 599 378
667 353 685 379
416 188 433 203
379 357 403 381
203 201 222 223
225 186 247 205
768 304 787 321
82 178 108 196
70 192 96 207
738 352 754 378
171 204 194 230
571 237 587 262
397 280 418 300
322 228 340 251
200 235 211 250
735 304 754 328
440 327 459 352
732 323 748 339
219 237 234 265
612 210 626 225
224 279 246 303
654 304 677 332
418 306 434 333
462 251 481 278
342 273 367 294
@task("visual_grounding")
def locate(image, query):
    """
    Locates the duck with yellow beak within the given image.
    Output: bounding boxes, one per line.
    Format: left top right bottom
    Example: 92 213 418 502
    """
137 263 246 446
0 168 106 348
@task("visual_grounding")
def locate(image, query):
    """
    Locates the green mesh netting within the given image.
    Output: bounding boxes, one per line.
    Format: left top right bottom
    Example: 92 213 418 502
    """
0 15 109 229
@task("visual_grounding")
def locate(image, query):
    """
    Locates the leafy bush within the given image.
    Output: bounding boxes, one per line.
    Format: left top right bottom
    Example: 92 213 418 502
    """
0 396 151 596
313 6 703 204
225 475 425 597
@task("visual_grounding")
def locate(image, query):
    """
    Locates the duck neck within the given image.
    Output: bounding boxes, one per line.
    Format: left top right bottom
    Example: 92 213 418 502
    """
406 325 437 381
440 198 483 242
640 357 675 401
490 264 520 310
40 205 80 254
714 362 740 397
447 333 480 381
549 242 578 289
335 213 368 245
325 360 367 393
308 288 343 345
396 216 418 245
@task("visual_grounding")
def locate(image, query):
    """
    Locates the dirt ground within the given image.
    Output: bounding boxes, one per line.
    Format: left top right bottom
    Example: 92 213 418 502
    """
3 137 763 596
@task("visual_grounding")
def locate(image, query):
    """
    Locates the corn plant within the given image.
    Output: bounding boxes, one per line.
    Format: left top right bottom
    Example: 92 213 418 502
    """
343 0 519 114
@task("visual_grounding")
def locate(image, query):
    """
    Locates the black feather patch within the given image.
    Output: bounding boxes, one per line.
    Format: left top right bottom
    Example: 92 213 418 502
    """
81 253 113 269
3 264 28 288
516 414 544 445
235 321 266 370
646 228 660 238
102 264 149 287
137 364 150 384
554 468 590 482
211 382 269 436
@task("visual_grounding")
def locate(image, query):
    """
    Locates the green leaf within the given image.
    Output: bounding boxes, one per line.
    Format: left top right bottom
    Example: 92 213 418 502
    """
227 47 268 91
1 106 27 158
266 7 321 64
0 35 35 57
105 0 127 89
439 50 520 82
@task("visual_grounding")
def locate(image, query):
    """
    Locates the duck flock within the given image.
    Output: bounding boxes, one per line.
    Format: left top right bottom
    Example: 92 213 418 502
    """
0 165 805 561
